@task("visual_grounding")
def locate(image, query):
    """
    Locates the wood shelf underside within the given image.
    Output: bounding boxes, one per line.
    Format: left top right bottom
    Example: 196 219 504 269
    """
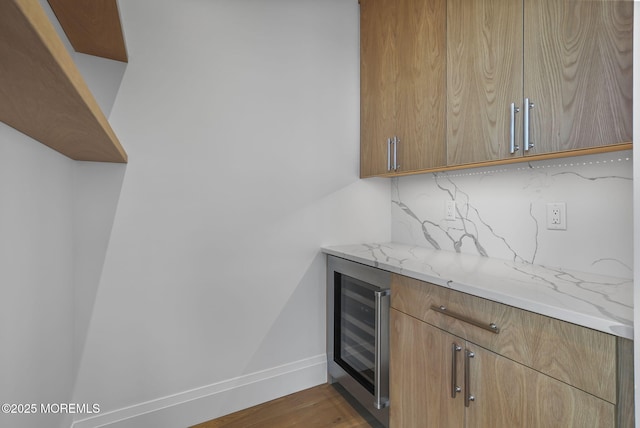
47 0 128 63
0 0 127 163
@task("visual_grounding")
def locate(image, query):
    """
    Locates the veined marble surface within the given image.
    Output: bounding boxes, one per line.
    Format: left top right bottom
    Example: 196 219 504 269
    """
392 151 633 278
322 242 633 339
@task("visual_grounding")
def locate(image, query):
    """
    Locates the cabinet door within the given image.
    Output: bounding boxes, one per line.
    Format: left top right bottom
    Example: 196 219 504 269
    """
390 309 463 427
466 344 615 428
395 0 446 172
447 0 523 165
360 0 446 177
523 0 633 155
360 0 397 178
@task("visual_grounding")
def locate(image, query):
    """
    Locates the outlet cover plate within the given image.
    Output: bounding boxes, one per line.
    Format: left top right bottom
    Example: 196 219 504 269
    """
546 202 567 230
445 200 456 221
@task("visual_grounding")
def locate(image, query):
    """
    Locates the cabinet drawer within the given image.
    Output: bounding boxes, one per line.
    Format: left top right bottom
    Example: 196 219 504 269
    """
391 274 617 403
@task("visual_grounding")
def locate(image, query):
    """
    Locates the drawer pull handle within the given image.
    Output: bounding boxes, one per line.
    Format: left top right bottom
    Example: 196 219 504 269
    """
431 305 500 334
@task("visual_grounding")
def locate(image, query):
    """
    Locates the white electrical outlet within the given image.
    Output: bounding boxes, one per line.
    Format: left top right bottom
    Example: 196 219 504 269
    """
546 202 567 230
445 200 456 221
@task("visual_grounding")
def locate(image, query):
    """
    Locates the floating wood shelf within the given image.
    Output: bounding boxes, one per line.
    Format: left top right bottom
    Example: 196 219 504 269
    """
0 0 127 163
47 0 128 63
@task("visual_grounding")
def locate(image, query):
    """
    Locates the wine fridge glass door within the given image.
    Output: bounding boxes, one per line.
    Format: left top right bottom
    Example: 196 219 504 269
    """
334 273 377 393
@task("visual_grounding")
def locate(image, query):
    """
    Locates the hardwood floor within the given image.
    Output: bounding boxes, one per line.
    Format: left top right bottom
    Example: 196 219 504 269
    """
190 383 382 428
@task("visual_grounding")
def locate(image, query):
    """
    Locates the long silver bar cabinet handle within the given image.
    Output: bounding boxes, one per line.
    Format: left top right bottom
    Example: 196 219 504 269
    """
523 98 534 152
387 138 392 171
464 349 475 407
431 305 500 334
393 136 399 171
451 343 462 398
510 102 520 154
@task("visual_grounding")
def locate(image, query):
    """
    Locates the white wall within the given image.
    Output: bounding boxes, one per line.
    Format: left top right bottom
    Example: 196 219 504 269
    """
0 1 388 426
69 1 390 427
0 124 75 428
0 4 118 427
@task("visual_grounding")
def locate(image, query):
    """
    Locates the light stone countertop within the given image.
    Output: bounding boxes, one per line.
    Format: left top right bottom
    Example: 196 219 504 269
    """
322 242 633 339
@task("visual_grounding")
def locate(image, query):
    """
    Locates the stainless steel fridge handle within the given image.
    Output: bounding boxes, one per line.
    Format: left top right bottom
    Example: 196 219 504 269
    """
374 289 390 410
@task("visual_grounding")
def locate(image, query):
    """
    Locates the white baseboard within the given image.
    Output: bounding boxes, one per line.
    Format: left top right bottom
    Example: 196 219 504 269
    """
71 354 327 428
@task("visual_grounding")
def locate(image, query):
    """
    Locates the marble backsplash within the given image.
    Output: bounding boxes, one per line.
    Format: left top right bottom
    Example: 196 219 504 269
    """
391 151 633 278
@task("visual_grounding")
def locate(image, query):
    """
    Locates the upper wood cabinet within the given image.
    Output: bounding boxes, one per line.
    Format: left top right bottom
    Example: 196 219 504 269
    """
524 0 633 155
446 0 523 164
360 0 446 178
447 0 633 167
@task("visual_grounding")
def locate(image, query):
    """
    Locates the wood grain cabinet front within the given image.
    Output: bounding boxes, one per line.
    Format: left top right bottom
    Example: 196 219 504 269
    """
446 0 633 166
389 274 634 428
390 309 463 427
359 0 446 177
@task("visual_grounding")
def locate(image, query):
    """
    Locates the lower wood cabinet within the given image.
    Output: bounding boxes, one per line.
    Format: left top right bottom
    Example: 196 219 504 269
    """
390 274 633 428
390 310 615 428
390 309 462 427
